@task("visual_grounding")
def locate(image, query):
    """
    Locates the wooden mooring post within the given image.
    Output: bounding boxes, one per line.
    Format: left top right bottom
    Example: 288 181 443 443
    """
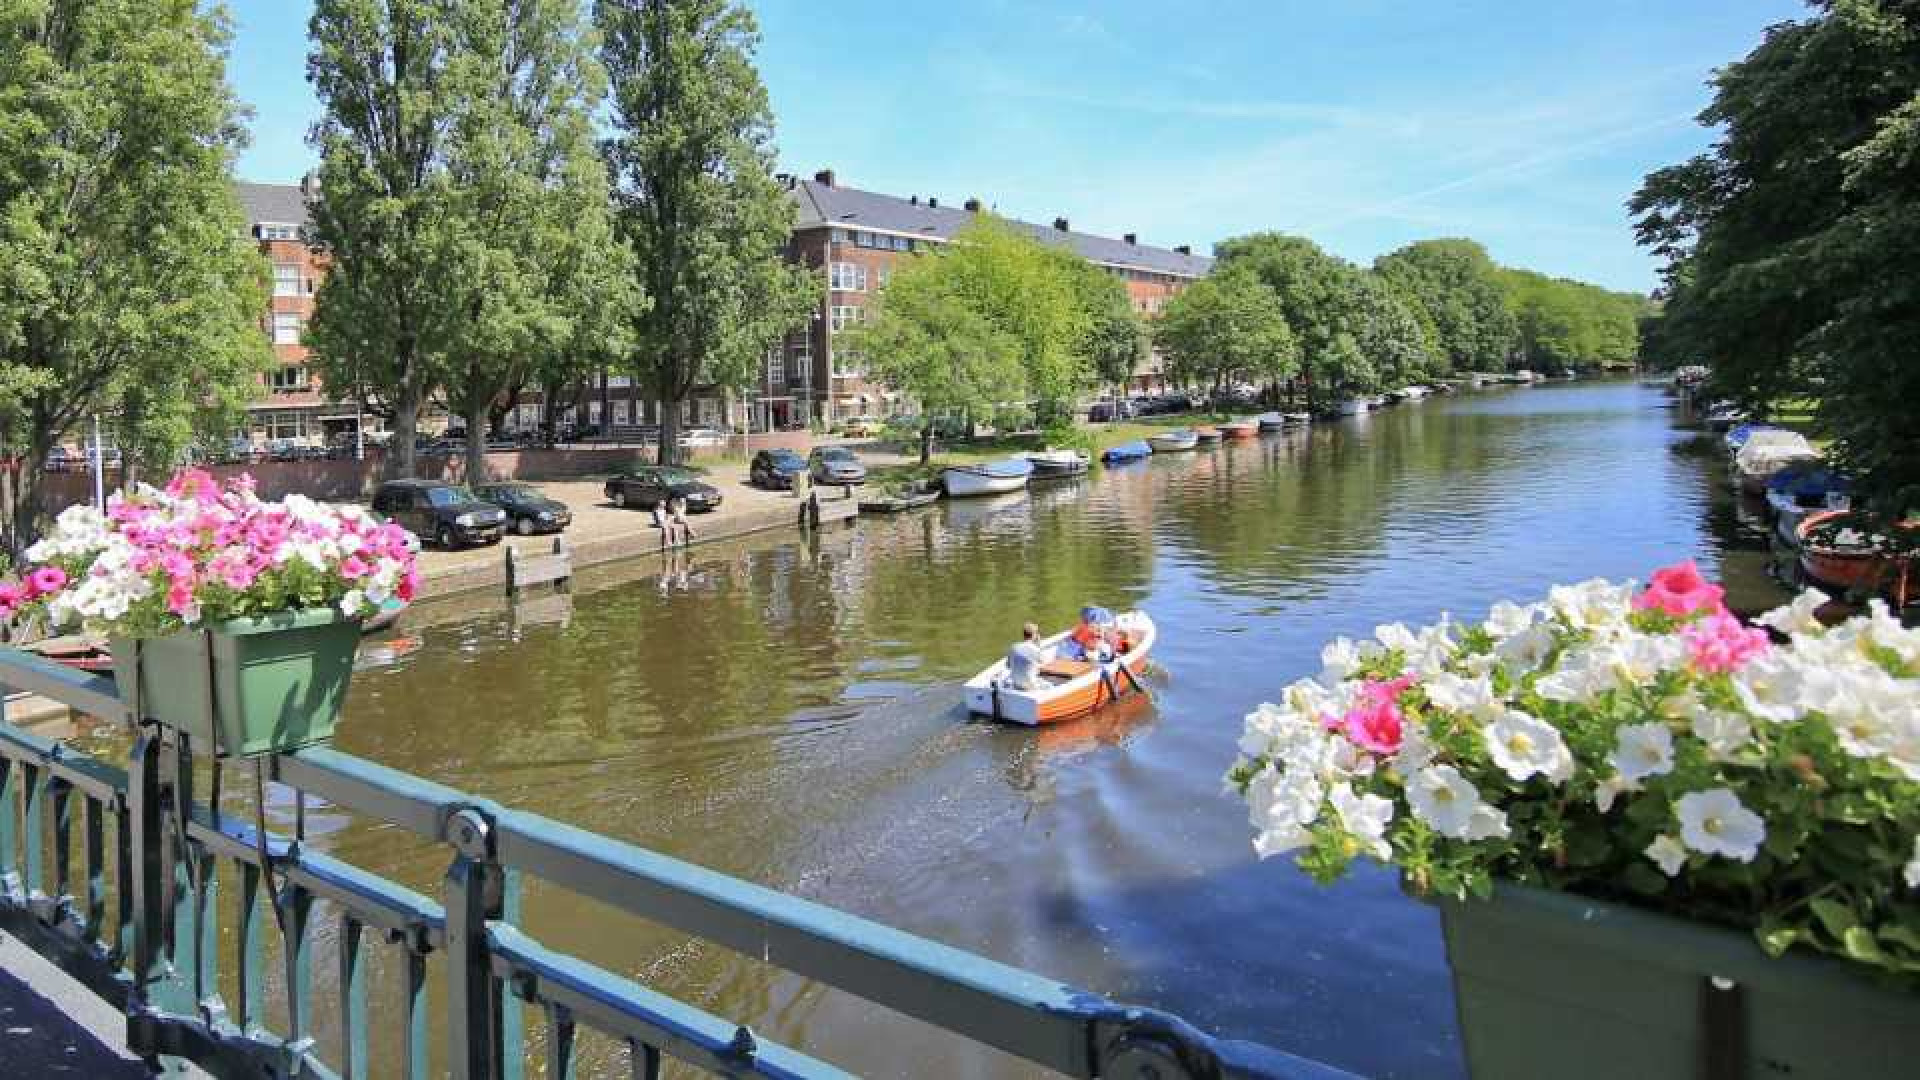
504 536 572 596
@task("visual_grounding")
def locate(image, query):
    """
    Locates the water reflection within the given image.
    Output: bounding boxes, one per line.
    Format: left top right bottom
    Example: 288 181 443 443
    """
302 380 1777 1078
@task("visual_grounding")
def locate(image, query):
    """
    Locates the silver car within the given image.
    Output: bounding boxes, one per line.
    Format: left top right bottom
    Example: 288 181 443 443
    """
808 446 867 485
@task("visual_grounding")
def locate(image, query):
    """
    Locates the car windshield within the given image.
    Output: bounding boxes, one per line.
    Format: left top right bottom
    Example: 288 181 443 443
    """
657 467 699 485
819 448 855 461
481 485 536 500
771 453 804 467
424 486 474 507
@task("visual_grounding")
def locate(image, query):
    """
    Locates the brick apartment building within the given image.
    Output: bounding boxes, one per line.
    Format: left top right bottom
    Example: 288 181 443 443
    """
771 169 1213 428
233 171 1213 440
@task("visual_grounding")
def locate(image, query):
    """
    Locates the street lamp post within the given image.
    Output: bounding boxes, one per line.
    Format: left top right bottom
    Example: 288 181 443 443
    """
90 414 105 510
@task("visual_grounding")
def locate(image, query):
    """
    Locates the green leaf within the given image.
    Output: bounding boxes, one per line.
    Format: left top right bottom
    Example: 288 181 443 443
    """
1843 926 1891 968
1810 897 1859 940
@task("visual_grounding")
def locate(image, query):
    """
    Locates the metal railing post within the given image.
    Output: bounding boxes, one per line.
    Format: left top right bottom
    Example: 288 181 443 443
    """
445 806 523 1080
126 729 193 1071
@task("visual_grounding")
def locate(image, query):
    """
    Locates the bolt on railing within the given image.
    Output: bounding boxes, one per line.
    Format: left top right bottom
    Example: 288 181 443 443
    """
0 645 1352 1079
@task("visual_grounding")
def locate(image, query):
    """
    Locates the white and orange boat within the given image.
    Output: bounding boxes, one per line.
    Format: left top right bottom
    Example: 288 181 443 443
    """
964 611 1156 725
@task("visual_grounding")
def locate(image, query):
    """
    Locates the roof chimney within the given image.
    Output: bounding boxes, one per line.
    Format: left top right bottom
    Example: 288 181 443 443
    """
1174 244 1191 255
1124 233 1137 246
300 171 321 198
928 197 938 209
964 197 983 213
813 168 836 187
1052 216 1070 232
909 194 919 205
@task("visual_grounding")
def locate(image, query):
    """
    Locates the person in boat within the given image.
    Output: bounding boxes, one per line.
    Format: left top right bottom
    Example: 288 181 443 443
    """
1005 622 1045 691
1063 606 1116 662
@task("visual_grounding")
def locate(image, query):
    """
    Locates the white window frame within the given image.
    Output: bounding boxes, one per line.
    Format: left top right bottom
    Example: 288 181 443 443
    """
273 263 303 297
767 349 785 385
829 305 860 333
831 349 862 379
268 366 309 393
270 312 302 345
829 262 867 292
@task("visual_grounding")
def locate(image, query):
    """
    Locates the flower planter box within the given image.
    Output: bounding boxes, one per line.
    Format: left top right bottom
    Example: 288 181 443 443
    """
112 608 362 757
1439 883 1920 1080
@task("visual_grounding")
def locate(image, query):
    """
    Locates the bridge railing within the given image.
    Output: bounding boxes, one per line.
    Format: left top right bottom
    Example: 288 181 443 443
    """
0 645 1350 1079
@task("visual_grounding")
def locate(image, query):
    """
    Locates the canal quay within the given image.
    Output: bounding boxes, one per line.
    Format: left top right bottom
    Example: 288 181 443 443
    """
36 377 1755 1079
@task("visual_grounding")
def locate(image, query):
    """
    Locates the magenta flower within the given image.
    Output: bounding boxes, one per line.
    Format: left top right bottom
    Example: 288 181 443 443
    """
339 556 370 580
27 566 67 597
1634 559 1726 619
165 579 196 617
1682 612 1771 674
1341 698 1406 756
166 468 218 500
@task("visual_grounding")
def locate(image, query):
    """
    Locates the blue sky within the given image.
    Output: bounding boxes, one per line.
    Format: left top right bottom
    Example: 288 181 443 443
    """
226 0 1806 293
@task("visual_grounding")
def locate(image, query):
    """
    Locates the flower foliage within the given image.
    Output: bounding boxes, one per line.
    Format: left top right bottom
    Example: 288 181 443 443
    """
0 470 418 637
1226 560 1920 981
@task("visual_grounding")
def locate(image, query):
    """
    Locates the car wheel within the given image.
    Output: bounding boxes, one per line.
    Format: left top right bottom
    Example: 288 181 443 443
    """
611 489 627 508
437 525 456 549
516 516 535 536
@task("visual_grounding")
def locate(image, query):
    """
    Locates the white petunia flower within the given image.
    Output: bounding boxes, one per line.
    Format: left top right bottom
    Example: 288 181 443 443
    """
1406 765 1505 840
1535 649 1612 705
1548 578 1636 636
1755 589 1828 637
1391 724 1439 777
1484 708 1574 784
1484 599 1544 642
1328 782 1395 860
1594 773 1638 813
1423 671 1496 714
1254 824 1314 859
339 589 367 617
1690 710 1754 762
1646 834 1688 877
1495 621 1558 674
1675 788 1766 863
1609 723 1675 783
1246 766 1324 834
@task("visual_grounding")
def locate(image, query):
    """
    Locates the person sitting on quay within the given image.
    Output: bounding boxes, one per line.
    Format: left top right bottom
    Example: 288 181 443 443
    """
670 495 694 548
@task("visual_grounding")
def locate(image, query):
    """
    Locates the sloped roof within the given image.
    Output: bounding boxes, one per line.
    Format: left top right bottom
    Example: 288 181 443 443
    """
789 177 1213 278
236 181 310 226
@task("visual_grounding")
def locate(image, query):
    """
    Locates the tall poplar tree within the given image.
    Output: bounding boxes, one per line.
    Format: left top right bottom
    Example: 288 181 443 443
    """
436 0 632 484
597 0 815 464
0 0 270 550
306 0 463 480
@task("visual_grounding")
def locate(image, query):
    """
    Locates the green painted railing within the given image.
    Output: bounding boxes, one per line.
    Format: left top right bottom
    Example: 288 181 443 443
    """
0 645 1350 1079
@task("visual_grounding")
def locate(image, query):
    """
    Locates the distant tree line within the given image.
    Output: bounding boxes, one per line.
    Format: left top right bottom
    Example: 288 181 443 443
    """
1631 0 1918 510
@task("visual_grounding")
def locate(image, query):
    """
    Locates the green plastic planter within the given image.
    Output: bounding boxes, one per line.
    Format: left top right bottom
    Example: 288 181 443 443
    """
112 608 363 757
1439 883 1920 1080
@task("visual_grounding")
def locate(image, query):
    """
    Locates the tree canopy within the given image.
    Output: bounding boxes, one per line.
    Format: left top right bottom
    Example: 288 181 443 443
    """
1497 267 1644 374
598 0 816 463
0 0 270 549
1373 238 1517 375
1632 0 1920 508
1153 263 1296 394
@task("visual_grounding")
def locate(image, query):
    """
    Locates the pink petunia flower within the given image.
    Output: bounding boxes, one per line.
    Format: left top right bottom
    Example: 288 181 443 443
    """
1682 612 1771 674
1634 559 1726 619
27 565 67 597
1340 698 1405 755
339 556 370 580
165 579 197 617
166 468 218 500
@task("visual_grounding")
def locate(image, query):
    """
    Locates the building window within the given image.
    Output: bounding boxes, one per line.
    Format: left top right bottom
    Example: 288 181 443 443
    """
829 305 860 333
831 228 846 243
829 262 867 292
767 348 785 385
831 349 862 378
268 366 309 393
259 224 300 242
270 312 302 345
890 235 909 252
876 266 890 288
273 263 303 297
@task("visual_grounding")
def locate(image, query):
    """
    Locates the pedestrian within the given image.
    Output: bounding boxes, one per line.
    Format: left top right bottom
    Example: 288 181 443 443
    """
670 494 694 548
651 497 670 551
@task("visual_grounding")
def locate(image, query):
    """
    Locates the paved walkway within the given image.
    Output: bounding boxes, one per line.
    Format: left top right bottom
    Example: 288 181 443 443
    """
0 930 155 1077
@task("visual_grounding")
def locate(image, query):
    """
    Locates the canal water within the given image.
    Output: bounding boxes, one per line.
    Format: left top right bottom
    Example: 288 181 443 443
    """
317 379 1782 1077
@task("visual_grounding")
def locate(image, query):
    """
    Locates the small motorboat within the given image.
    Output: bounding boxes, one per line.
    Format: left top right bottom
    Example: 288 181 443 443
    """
1335 399 1370 416
1397 385 1430 401
1217 421 1258 439
942 458 1033 498
1765 464 1851 548
1797 510 1919 606
1724 423 1782 456
1734 432 1819 495
1025 449 1090 479
1255 413 1287 432
1146 430 1199 452
1284 412 1312 425
1100 440 1153 464
964 611 1157 726
1193 426 1222 443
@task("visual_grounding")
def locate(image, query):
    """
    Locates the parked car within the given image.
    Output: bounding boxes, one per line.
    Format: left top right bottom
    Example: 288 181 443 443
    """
43 447 83 472
370 479 506 549
838 415 885 438
680 427 728 449
604 466 722 512
1087 399 1135 423
749 449 809 490
808 446 867 485
473 482 572 536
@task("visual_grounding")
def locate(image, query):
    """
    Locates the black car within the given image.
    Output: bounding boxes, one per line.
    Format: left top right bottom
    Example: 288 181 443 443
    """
750 449 809 490
370 479 507 548
604 466 722 512
473 482 572 536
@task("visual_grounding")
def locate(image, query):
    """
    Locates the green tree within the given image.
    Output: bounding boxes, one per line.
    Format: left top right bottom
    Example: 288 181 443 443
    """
1153 264 1296 396
307 0 466 479
0 0 270 549
1498 267 1643 373
1374 238 1517 374
840 255 1022 463
435 0 633 484
1351 273 1438 390
597 0 815 464
1632 1 1920 508
1213 233 1358 395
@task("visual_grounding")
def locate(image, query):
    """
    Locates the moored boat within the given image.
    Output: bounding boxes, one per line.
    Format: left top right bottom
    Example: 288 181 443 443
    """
1025 449 1090 479
964 611 1157 725
1724 422 1781 455
942 457 1033 498
1217 421 1258 439
1256 412 1287 431
1146 429 1200 452
1733 432 1819 495
859 480 942 513
1765 464 1851 548
1193 426 1222 443
1336 398 1370 416
1283 412 1312 425
1099 439 1153 464
1797 510 1919 606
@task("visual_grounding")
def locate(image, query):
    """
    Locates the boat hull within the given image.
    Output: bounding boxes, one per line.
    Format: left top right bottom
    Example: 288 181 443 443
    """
1255 413 1286 431
1147 432 1199 452
1194 427 1222 443
1100 440 1153 463
1218 423 1257 439
942 469 1029 498
964 613 1157 725
1025 451 1090 479
1336 399 1369 416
